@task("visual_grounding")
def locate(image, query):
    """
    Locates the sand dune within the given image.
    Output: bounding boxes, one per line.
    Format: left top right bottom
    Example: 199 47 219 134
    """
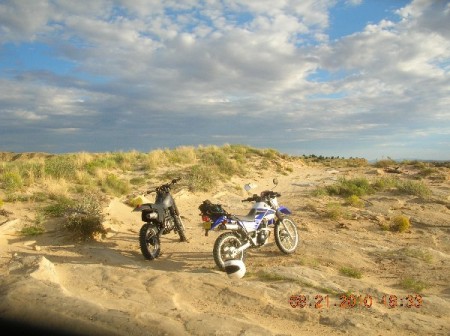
1 163 449 335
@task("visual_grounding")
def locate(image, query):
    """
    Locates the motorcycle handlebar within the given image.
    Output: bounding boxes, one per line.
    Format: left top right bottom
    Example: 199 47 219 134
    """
146 177 181 194
241 191 281 202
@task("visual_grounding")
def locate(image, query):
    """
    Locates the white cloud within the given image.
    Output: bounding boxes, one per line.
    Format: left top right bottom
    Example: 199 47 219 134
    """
0 0 448 159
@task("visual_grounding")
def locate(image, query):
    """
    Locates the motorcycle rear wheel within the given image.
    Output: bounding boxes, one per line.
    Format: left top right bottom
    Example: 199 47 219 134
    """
213 232 245 271
139 223 161 260
274 218 299 254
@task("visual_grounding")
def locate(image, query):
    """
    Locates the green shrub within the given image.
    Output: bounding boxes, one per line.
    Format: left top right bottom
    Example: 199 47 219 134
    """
396 180 431 198
325 177 373 197
339 267 362 279
43 196 75 217
186 164 217 192
199 148 239 176
1 171 23 191
311 187 328 197
84 156 116 174
345 195 365 208
373 158 397 168
400 248 433 263
372 176 397 191
64 193 105 240
166 146 197 164
398 277 428 292
45 156 77 179
101 174 130 196
20 225 45 236
324 202 344 220
130 177 146 185
390 215 411 232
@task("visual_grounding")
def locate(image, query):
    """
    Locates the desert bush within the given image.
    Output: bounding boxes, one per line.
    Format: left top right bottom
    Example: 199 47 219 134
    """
311 187 328 197
400 247 433 263
42 177 70 199
345 195 365 208
1 171 23 191
186 164 217 192
130 176 146 186
372 176 398 191
398 277 428 292
64 193 105 239
13 160 45 185
262 148 279 160
45 155 77 179
101 174 130 196
166 146 197 164
373 158 397 168
390 215 411 232
144 149 168 171
43 196 75 217
20 224 45 236
346 158 369 167
339 267 362 279
396 180 431 198
84 155 116 174
416 167 437 178
325 177 373 197
324 202 344 220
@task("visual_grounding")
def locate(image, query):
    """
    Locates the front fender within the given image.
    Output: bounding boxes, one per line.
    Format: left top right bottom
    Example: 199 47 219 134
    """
276 206 291 220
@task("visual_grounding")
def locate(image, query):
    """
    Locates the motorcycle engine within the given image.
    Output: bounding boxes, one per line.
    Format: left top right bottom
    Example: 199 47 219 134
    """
163 217 175 234
257 221 270 245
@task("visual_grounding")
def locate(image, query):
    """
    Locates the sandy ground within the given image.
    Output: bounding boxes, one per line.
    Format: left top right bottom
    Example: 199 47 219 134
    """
0 163 449 335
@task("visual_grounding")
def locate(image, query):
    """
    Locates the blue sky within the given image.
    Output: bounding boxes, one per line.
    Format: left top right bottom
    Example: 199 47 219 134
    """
0 0 449 160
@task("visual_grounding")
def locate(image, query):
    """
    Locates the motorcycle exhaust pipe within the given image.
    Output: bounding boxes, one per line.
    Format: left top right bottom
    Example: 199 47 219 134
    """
223 224 240 230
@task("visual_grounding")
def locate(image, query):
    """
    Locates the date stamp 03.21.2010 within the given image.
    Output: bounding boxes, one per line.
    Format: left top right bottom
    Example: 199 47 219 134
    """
289 293 423 309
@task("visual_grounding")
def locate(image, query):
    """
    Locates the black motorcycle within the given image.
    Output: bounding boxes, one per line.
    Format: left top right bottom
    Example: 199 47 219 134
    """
133 178 188 260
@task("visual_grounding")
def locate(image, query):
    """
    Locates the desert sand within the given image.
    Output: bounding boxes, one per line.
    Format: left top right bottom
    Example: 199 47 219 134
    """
1 161 449 335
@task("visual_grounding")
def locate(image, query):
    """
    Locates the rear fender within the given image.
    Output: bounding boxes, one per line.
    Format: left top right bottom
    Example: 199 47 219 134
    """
133 203 153 212
210 215 227 230
134 203 165 222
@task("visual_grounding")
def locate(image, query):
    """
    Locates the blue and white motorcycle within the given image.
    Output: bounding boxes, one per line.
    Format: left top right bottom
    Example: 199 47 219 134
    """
199 179 299 271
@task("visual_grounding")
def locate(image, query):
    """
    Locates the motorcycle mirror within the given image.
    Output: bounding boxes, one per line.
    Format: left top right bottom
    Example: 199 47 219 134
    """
244 183 257 192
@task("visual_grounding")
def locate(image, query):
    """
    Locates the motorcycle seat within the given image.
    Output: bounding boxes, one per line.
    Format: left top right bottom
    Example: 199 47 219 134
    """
234 214 255 222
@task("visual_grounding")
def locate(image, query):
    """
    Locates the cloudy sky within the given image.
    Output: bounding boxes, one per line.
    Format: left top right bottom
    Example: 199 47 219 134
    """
0 0 449 160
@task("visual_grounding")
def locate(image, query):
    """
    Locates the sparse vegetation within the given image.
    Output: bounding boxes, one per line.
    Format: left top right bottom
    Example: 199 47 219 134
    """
339 266 363 279
373 158 397 168
20 224 45 236
324 202 345 220
1 171 23 192
390 215 411 233
42 196 75 217
64 192 106 240
345 195 365 208
396 180 431 198
400 247 433 263
398 277 428 292
101 174 130 196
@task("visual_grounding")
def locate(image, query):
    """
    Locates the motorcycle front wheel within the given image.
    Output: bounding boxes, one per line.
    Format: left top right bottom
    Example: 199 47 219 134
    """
274 218 299 254
174 215 188 242
139 223 161 260
213 232 245 271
